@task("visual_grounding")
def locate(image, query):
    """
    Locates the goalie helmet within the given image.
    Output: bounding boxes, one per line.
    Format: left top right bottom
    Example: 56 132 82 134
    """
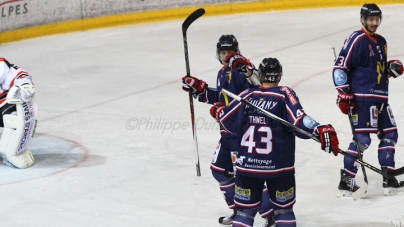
258 58 282 83
216 34 239 64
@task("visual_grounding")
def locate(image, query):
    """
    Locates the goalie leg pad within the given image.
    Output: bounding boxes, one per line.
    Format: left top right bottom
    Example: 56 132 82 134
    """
0 100 37 168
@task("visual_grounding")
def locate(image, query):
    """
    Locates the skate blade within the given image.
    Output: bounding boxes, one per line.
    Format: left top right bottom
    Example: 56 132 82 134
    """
352 182 368 200
383 187 404 196
337 190 353 198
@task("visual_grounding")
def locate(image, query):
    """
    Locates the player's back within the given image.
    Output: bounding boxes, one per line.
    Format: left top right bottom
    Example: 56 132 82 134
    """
235 86 296 178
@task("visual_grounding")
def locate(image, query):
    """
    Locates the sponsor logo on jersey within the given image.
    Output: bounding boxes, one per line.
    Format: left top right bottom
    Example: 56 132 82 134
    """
237 156 245 165
351 114 359 126
246 98 278 111
280 87 297 105
226 70 232 83
369 44 375 57
333 69 348 86
276 187 294 202
235 185 251 201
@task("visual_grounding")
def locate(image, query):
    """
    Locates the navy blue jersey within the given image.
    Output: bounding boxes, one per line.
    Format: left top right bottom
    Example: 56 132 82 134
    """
333 28 389 103
219 86 320 178
198 66 251 137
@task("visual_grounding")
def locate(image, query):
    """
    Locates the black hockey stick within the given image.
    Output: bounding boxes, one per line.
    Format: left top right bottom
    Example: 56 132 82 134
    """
347 108 368 200
221 88 391 178
182 8 205 176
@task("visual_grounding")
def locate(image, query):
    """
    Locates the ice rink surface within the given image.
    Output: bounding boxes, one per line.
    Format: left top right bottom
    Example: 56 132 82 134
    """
1 4 404 227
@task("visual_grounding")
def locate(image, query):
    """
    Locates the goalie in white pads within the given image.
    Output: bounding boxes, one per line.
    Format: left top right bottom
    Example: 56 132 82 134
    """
0 58 37 168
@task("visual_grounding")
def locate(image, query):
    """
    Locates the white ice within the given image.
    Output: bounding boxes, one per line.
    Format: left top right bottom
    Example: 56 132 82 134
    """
1 5 404 227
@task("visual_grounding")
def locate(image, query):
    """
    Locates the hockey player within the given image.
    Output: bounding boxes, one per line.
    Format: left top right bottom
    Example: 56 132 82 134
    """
0 58 37 169
216 58 339 227
181 35 275 226
333 3 404 196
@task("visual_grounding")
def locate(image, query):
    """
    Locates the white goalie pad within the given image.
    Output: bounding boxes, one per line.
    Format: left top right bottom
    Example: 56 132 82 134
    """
0 98 38 168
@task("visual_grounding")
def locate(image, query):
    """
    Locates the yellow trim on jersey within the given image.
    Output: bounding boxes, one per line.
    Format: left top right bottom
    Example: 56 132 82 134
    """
0 0 402 44
221 91 229 106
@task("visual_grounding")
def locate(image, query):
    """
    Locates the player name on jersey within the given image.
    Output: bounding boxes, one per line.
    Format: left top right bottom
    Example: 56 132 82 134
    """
249 116 266 124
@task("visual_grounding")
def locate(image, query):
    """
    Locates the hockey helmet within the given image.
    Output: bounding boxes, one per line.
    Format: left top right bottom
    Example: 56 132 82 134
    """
216 34 239 64
360 3 382 19
258 58 282 83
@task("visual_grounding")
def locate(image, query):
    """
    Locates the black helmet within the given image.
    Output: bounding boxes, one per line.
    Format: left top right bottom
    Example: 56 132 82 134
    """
360 3 382 19
258 58 282 83
216 34 239 64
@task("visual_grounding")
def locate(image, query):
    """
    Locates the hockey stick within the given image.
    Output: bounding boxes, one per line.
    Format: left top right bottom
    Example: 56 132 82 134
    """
182 8 205 176
332 47 368 199
347 108 368 200
220 88 391 177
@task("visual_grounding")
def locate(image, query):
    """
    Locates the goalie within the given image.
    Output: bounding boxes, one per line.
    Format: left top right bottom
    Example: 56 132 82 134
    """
0 58 37 169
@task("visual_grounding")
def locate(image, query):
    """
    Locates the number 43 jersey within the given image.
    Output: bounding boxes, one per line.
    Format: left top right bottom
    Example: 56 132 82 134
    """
218 85 320 178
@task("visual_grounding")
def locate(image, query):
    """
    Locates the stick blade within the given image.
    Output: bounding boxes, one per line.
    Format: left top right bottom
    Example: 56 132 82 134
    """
352 182 368 200
182 8 205 34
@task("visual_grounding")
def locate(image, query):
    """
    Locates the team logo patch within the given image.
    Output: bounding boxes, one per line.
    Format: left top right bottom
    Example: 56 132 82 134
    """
235 186 251 201
303 116 318 129
333 69 348 86
276 187 294 203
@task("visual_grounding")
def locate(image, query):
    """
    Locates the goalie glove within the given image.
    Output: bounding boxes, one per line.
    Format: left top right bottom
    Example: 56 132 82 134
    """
387 59 403 78
313 124 339 156
6 83 35 104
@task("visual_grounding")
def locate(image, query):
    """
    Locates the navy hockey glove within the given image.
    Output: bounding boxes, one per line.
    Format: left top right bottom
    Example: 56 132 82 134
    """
388 59 403 78
314 124 339 156
224 52 255 73
182 76 207 96
209 102 225 121
336 90 354 115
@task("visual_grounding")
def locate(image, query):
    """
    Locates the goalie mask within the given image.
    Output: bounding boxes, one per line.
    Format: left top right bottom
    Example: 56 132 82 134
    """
216 34 239 64
258 58 282 83
360 3 382 30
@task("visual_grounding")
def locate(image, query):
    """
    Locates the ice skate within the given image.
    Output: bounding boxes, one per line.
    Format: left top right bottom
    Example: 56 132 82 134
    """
261 213 275 227
218 209 236 225
337 169 361 198
383 167 404 196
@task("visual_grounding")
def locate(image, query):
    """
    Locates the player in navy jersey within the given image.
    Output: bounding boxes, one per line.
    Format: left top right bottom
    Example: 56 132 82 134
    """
181 35 275 226
333 3 404 196
216 58 339 227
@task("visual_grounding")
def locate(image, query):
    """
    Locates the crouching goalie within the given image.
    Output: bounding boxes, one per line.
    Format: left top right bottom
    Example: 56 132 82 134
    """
0 58 37 168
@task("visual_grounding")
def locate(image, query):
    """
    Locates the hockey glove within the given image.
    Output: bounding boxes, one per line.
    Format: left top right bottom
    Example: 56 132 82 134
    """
336 90 354 115
182 76 207 96
314 124 339 156
224 52 255 73
209 102 225 121
388 59 403 78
